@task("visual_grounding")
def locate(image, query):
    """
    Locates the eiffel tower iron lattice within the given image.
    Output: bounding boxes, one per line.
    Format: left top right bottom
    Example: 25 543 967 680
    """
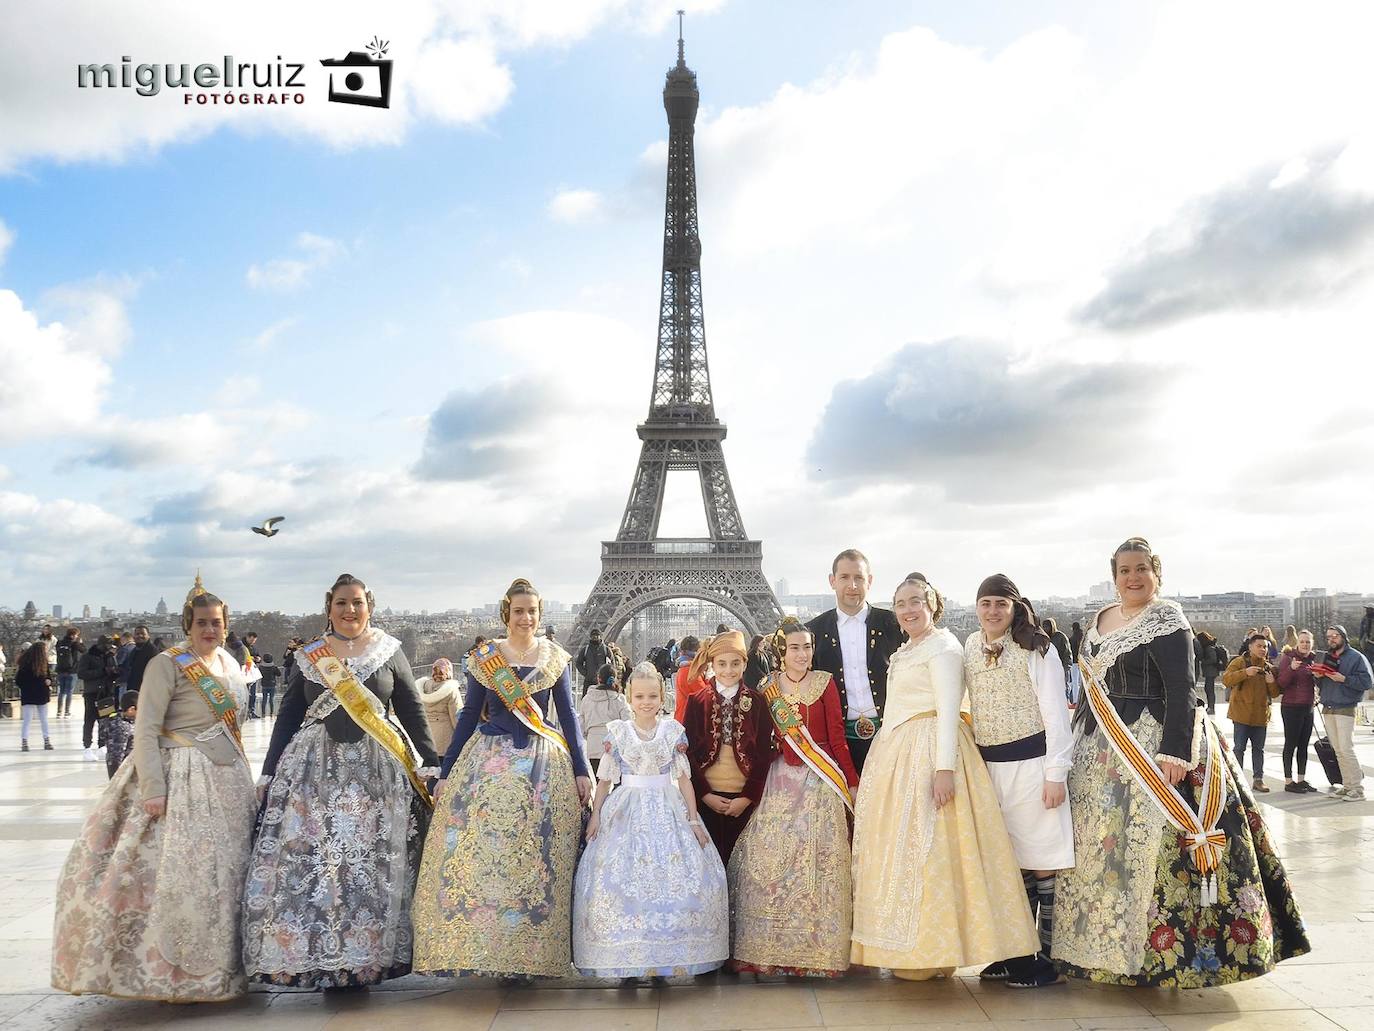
569 22 783 654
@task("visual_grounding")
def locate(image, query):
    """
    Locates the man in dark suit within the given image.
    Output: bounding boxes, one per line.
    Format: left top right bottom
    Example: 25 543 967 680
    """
807 548 904 772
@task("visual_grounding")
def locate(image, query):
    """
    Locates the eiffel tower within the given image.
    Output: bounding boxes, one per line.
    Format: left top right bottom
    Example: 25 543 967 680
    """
569 19 783 654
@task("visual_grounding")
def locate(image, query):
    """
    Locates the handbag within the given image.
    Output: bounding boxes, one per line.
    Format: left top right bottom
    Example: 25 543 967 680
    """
96 694 119 719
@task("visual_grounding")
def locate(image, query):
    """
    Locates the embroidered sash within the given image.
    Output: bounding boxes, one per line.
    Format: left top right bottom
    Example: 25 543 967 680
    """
469 641 570 755
1080 657 1225 905
166 647 245 759
761 675 853 812
299 639 433 809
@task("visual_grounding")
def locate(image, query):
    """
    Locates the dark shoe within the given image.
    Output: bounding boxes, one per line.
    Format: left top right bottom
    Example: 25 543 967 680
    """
1006 956 1065 989
1284 782 1304 793
21 741 28 752
44 739 53 750
1299 781 1318 793
979 959 1011 980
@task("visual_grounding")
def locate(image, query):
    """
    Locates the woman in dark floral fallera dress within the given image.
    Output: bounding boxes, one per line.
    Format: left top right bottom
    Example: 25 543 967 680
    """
1051 538 1308 987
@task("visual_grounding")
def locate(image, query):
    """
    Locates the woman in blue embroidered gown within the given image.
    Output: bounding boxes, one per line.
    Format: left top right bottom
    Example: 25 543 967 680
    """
411 578 592 978
242 573 438 989
573 663 728 977
1052 538 1308 987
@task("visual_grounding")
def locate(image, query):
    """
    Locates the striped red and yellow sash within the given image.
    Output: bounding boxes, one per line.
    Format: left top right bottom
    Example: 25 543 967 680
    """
1080 657 1225 905
469 641 569 756
762 677 853 812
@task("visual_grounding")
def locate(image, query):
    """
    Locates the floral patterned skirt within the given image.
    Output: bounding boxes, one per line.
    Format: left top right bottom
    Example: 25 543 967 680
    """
51 746 255 1002
850 716 1040 972
1052 708 1310 986
242 723 428 988
573 779 728 976
411 732 582 978
729 759 852 976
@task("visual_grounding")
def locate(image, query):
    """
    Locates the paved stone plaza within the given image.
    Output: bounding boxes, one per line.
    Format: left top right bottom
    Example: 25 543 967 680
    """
1 703 1371 1031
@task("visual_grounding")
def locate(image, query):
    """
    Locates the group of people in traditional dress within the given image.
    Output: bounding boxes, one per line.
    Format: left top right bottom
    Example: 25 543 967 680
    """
50 538 1312 1004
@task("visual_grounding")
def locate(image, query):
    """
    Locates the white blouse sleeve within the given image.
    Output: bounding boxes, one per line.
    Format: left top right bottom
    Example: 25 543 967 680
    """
670 722 692 779
597 724 621 784
931 644 965 772
1029 649 1074 782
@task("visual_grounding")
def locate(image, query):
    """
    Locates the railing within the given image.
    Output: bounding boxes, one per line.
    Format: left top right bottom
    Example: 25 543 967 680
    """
603 539 762 558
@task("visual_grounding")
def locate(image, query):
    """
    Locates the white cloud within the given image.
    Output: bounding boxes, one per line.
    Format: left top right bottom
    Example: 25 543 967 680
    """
0 220 12 266
246 316 298 351
246 232 344 291
0 286 126 446
0 0 718 173
548 188 606 223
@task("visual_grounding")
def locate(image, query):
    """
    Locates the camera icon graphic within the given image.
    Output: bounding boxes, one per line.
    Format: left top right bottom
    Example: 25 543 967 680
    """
320 48 392 108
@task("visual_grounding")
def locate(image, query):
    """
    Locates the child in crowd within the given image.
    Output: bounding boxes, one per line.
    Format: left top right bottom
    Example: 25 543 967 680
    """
682 630 774 863
103 691 138 779
578 663 632 776
573 663 728 978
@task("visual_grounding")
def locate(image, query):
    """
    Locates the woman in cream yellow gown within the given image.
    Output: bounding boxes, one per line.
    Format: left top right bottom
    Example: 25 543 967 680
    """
851 574 1038 978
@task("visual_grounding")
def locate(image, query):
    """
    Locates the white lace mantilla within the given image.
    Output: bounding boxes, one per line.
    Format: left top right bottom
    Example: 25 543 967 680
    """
889 627 962 669
465 638 571 694
1083 599 1190 678
297 631 402 689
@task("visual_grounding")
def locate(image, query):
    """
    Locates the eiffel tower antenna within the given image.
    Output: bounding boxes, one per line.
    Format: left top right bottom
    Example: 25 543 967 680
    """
570 24 783 656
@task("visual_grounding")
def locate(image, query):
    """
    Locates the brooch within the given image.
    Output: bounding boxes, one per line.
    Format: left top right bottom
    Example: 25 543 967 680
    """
740 694 753 713
855 715 876 739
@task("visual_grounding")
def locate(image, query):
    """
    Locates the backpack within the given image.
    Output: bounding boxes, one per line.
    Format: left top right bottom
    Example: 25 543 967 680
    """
55 640 75 674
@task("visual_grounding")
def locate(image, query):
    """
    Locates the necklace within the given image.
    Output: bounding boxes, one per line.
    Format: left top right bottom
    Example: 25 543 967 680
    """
330 627 367 643
507 638 539 662
782 670 808 686
1119 601 1150 620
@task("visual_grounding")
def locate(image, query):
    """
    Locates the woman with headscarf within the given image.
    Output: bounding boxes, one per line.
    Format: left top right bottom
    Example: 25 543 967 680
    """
52 583 255 1001
1052 538 1307 987
850 574 1038 981
963 575 1075 988
728 617 858 977
418 657 462 757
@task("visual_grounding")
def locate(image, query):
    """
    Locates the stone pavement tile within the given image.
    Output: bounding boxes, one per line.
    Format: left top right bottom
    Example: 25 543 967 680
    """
502 987 659 1009
3 994 180 1029
0 939 56 993
1067 1018 1166 1029
1267 962 1374 1008
1318 1008 1374 1031
1282 920 1372 965
490 1006 657 1031
1155 1011 1342 1030
107 993 276 1031
322 987 504 1030
1134 978 1306 1015
814 982 985 1026
962 981 1152 1022
656 983 822 1030
0 902 54 940
813 976 973 1002
0 995 43 1026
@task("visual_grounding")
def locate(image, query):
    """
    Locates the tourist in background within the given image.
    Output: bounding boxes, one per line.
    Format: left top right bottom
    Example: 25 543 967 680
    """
1315 624 1373 801
16 642 54 752
576 627 610 692
77 635 118 761
851 573 1038 980
244 573 438 989
1222 633 1279 792
672 635 704 721
1052 538 1306 986
257 652 281 717
418 656 461 756
1194 631 1224 715
51 585 255 1001
114 632 135 701
743 633 772 689
125 625 157 696
1281 625 1299 654
578 663 632 775
1276 631 1318 793
103 691 138 779
1068 621 1084 662
412 578 590 980
54 628 83 718
1261 626 1280 662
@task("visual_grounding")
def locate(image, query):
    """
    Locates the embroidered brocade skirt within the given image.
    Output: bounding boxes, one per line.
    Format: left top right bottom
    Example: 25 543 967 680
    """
1052 708 1310 987
850 716 1040 972
51 746 255 1001
242 722 429 987
411 733 582 978
729 759 852 975
572 777 728 976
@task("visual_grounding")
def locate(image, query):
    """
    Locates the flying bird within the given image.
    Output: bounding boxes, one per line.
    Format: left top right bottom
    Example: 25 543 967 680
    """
251 516 286 538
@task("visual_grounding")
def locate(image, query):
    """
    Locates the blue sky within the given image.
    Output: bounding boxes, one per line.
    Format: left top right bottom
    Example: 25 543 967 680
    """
3 0 1372 615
